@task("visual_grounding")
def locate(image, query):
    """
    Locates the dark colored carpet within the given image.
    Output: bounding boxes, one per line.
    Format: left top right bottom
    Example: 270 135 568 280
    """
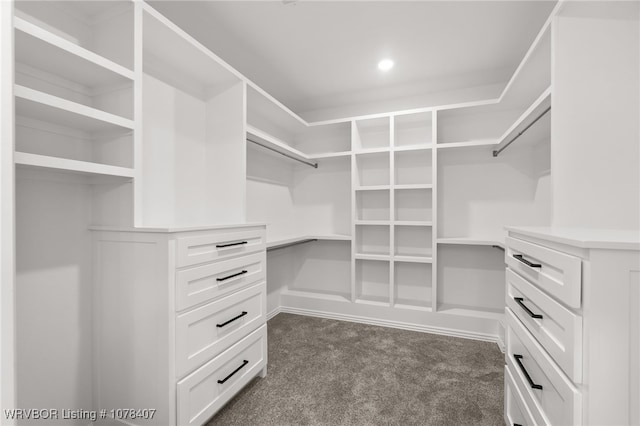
208 313 504 425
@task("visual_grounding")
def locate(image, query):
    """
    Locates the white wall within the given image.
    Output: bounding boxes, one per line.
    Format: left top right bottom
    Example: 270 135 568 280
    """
551 9 640 230
15 176 93 425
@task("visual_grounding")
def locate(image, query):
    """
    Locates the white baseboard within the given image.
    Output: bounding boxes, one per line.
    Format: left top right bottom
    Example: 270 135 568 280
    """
277 305 499 345
266 306 281 321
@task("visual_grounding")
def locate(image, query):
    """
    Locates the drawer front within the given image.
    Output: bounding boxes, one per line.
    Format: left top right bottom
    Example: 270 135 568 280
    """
506 268 583 383
176 229 265 268
177 325 267 426
176 252 265 311
506 236 581 308
506 309 581 426
176 283 266 377
505 365 537 426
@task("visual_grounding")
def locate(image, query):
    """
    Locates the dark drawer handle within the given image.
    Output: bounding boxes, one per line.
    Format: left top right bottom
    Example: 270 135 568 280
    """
514 424 523 426
514 297 543 319
513 354 543 390
513 254 541 268
217 311 248 328
216 241 248 248
217 360 249 384
216 270 247 282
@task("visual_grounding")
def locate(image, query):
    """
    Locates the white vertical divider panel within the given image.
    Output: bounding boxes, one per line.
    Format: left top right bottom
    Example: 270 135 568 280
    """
431 110 438 312
0 0 16 420
350 121 358 302
133 1 144 227
205 81 246 223
389 116 395 306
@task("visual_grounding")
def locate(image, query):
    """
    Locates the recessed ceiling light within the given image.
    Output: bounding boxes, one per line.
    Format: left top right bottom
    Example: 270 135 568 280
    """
378 59 394 71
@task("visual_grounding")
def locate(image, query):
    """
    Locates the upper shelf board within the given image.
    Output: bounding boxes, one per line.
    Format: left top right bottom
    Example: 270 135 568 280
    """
14 17 134 88
142 5 240 96
493 87 551 156
15 152 134 180
246 125 317 167
14 85 134 133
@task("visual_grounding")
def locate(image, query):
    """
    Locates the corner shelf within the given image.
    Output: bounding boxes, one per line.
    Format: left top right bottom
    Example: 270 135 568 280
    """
14 85 134 132
14 17 134 88
437 237 505 249
15 152 134 179
394 255 433 264
246 125 316 167
494 87 551 155
435 140 498 150
266 234 351 250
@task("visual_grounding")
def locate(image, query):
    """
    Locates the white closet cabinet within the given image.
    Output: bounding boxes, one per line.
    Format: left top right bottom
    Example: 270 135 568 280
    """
503 227 640 426
92 225 267 426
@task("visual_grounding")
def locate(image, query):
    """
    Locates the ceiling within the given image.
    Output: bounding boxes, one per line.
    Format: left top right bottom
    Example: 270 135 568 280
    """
150 1 557 121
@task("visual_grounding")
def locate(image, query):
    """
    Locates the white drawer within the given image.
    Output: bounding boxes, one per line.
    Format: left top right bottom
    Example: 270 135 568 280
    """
176 252 265 311
177 325 267 426
506 268 583 383
505 365 537 426
506 309 581 426
176 229 265 268
506 236 581 308
176 283 266 377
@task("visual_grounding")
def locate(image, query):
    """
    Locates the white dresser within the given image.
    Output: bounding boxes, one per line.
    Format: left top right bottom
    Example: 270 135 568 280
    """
91 224 267 426
503 227 640 426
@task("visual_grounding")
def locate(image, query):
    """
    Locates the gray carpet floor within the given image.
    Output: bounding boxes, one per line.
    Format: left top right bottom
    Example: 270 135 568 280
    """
208 313 504 425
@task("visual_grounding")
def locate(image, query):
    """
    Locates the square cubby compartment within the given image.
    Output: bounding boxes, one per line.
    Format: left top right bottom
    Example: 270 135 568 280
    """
394 226 432 259
354 117 390 150
394 112 432 147
355 259 390 304
356 189 390 221
356 225 390 256
356 152 389 187
395 188 432 222
395 150 432 185
394 262 432 309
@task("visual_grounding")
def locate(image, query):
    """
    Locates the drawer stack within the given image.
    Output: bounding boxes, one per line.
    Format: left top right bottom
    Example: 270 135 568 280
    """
174 228 268 425
92 224 268 426
503 236 582 425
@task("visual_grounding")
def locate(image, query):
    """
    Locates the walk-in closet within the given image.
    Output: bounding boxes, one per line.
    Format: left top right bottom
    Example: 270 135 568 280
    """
1 1 638 425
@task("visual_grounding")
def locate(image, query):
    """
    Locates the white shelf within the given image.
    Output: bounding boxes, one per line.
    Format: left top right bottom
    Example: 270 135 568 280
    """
14 17 134 88
142 4 239 95
355 220 391 226
355 297 389 307
266 234 351 249
354 147 390 155
437 237 505 249
15 152 134 179
393 144 434 152
355 185 390 191
494 87 552 154
247 125 315 166
394 255 433 264
308 151 351 160
394 221 433 227
437 304 505 321
355 253 390 261
394 301 432 312
394 184 433 190
14 85 134 132
436 140 498 150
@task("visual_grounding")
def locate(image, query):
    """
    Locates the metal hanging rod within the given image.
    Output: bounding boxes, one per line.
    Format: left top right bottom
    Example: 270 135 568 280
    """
247 138 318 168
493 106 551 157
267 238 318 252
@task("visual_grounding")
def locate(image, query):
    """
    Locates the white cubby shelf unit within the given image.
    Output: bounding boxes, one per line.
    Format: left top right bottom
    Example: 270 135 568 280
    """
259 14 554 339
